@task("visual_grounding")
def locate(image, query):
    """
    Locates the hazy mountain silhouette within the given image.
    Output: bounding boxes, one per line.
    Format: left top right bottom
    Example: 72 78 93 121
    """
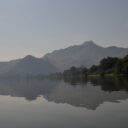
0 55 57 76
0 41 128 75
43 41 128 71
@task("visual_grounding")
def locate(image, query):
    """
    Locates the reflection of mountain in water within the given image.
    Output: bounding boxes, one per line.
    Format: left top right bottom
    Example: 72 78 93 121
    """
0 77 128 110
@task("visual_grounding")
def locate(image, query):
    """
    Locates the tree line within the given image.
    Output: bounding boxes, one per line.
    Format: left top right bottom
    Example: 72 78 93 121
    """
49 55 128 78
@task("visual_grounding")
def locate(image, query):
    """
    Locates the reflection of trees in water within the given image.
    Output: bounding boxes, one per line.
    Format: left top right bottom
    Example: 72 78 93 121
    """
64 76 128 92
89 76 128 92
63 76 88 86
0 77 128 110
46 76 128 110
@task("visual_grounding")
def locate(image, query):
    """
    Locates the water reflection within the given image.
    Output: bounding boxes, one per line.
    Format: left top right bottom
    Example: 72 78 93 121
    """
64 76 128 92
0 77 128 110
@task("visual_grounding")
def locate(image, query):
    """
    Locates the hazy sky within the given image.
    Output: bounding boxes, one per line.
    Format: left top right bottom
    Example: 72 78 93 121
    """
0 0 128 61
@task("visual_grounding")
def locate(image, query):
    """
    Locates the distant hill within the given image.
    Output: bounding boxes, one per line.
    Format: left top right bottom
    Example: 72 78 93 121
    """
0 41 128 75
43 41 128 71
0 55 58 76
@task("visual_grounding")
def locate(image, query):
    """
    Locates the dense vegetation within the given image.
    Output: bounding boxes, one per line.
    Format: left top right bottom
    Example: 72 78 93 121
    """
49 55 128 78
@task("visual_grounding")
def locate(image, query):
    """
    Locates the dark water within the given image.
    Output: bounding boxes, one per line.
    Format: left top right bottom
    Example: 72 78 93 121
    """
0 77 128 128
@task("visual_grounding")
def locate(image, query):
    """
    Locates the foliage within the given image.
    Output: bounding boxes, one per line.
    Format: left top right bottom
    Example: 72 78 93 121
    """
49 55 128 78
90 55 128 76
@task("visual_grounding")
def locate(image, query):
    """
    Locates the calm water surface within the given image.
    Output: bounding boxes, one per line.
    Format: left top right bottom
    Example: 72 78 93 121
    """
0 77 128 128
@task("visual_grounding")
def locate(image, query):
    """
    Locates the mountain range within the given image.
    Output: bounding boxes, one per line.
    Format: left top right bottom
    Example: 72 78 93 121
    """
0 41 128 76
